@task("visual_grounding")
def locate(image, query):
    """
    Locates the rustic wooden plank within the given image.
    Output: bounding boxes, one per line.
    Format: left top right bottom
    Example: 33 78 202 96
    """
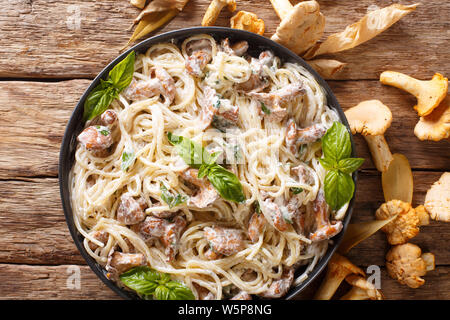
0 79 89 178
0 178 85 265
0 80 448 180
0 264 120 299
0 0 448 80
0 263 446 299
1 172 449 266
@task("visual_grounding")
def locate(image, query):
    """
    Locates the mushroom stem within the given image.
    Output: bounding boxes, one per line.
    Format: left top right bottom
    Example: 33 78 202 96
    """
202 0 236 26
269 0 293 19
340 287 369 300
314 253 364 300
380 71 422 97
364 134 393 172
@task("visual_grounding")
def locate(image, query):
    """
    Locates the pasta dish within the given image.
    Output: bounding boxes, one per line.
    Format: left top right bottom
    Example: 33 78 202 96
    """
70 34 348 300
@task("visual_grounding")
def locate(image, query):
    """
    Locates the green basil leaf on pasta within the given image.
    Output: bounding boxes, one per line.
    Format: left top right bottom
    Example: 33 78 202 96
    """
109 51 136 91
324 170 355 210
154 285 171 300
83 85 116 121
160 182 187 209
337 157 365 174
119 266 160 296
206 165 245 203
291 187 304 194
167 133 204 169
322 121 352 162
121 147 136 172
260 102 271 114
319 157 336 170
165 282 195 300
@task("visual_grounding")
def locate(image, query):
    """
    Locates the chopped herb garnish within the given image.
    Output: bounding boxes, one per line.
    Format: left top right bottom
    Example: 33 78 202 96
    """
261 102 271 115
291 187 303 194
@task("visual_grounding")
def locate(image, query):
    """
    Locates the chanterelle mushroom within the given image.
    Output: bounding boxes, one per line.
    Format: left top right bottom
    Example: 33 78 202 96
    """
230 11 265 35
386 243 435 288
344 100 393 172
340 275 383 300
380 71 448 117
270 0 325 55
375 199 429 245
314 253 365 300
414 96 450 141
202 0 236 26
424 172 450 222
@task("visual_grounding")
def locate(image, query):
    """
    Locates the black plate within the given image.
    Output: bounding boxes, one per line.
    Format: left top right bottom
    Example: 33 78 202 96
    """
59 27 357 300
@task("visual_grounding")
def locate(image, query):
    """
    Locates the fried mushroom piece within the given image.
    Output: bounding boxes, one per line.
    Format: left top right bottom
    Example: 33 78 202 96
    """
181 168 219 208
247 82 305 122
230 291 252 300
106 251 146 276
285 118 327 153
380 71 448 117
204 226 245 256
344 100 393 172
87 230 109 251
185 39 213 77
386 243 435 289
116 193 148 225
424 172 450 222
247 211 267 243
77 125 114 157
314 253 365 300
259 268 294 298
309 190 343 242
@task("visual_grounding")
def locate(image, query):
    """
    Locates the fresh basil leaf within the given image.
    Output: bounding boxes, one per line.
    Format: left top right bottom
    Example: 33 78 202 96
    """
121 148 136 171
83 85 116 121
109 51 136 91
206 164 245 203
160 182 187 209
324 170 355 210
167 133 205 169
119 266 160 296
260 102 271 115
198 163 213 179
120 267 194 300
291 187 303 194
322 122 352 162
165 282 195 300
154 285 171 300
319 157 336 170
337 158 364 174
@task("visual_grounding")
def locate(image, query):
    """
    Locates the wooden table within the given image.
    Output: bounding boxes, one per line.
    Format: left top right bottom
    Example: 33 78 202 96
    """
0 0 448 300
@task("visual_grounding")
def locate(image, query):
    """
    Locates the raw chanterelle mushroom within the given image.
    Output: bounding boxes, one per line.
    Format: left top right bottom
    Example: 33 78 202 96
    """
340 275 383 300
375 199 429 245
386 243 435 289
314 253 364 300
202 0 236 26
424 172 450 222
270 0 325 56
344 100 393 172
380 71 448 117
414 95 450 141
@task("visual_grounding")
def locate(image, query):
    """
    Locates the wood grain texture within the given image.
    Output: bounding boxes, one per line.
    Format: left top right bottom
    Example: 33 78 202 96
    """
0 263 447 300
0 79 448 180
0 264 120 299
0 0 448 79
1 172 449 266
